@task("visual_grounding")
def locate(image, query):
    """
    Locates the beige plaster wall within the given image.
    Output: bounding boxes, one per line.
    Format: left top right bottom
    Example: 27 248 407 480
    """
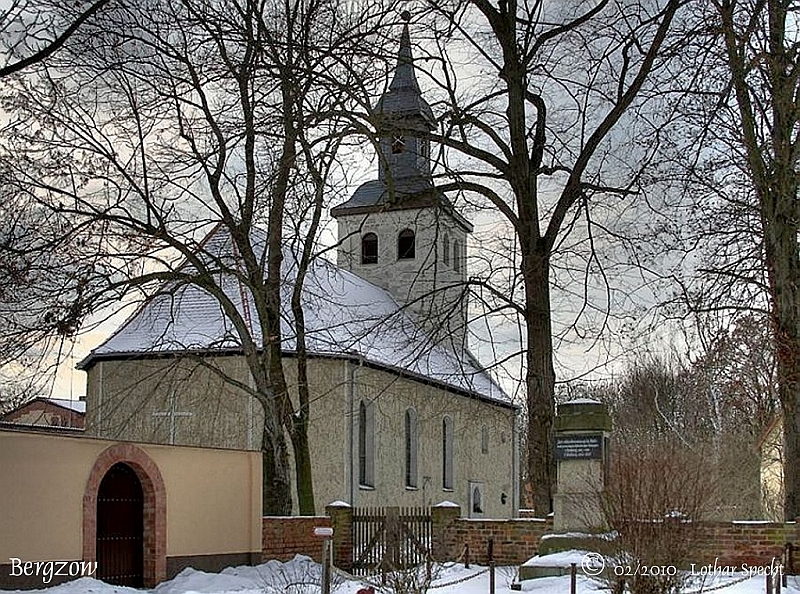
760 418 784 521
0 429 261 561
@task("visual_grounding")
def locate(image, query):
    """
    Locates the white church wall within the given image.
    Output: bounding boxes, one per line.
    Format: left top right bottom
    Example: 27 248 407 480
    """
350 365 516 519
85 354 515 517
86 357 264 451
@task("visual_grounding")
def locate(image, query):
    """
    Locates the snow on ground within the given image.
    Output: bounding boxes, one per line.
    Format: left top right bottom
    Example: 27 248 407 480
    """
4 556 800 594
522 549 589 567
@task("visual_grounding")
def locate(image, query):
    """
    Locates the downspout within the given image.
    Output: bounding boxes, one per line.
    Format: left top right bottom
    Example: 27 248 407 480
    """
95 361 104 435
247 368 256 450
512 409 520 517
346 356 364 506
346 359 354 506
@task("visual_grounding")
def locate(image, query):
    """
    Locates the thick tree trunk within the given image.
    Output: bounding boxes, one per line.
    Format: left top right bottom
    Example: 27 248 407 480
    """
764 186 800 519
522 246 556 514
762 0 800 521
290 298 316 515
258 70 320 516
289 422 315 514
781 379 800 519
717 0 800 518
262 421 293 515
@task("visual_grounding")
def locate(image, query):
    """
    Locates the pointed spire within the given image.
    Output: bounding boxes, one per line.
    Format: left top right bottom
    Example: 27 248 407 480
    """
377 11 434 125
389 12 420 93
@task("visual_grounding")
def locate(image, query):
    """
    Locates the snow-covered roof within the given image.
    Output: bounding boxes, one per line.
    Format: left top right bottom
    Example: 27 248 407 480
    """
4 397 86 415
46 398 86 413
79 226 512 407
561 398 602 406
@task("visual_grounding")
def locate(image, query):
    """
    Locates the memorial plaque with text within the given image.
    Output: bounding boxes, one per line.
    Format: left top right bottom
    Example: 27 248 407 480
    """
555 434 603 460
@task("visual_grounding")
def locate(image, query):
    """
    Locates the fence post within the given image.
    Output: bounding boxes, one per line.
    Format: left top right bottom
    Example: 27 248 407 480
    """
783 562 788 588
386 507 400 570
570 563 577 594
321 538 331 594
313 526 335 594
431 502 461 562
488 538 495 594
326 502 353 571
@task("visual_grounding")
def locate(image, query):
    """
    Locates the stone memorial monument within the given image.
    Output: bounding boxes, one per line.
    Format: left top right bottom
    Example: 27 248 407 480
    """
552 398 612 533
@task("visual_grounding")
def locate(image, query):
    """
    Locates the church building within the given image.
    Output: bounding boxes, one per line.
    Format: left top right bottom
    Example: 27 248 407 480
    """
79 20 519 519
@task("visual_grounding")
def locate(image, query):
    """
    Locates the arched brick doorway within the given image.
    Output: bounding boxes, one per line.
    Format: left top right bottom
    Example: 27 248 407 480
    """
97 462 144 586
83 444 166 587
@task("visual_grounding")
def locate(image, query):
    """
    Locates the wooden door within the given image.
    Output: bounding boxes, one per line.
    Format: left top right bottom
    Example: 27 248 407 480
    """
96 462 144 586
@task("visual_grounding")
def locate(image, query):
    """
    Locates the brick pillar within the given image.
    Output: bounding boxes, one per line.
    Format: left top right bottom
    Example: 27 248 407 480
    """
790 518 800 574
326 501 353 570
431 501 461 562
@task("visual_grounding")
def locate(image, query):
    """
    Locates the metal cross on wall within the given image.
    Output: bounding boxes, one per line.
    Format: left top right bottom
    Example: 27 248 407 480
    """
152 391 193 445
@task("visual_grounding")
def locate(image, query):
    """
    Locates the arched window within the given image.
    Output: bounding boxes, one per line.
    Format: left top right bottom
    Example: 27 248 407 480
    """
361 233 378 265
453 240 460 272
471 485 483 515
359 401 375 488
391 135 405 154
398 229 415 260
442 234 450 266
405 408 418 489
442 416 454 490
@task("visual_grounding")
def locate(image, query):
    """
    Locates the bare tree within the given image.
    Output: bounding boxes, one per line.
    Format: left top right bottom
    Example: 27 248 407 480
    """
585 328 777 519
0 0 111 78
700 0 799 520
403 0 685 513
646 0 800 518
0 0 391 514
602 436 717 594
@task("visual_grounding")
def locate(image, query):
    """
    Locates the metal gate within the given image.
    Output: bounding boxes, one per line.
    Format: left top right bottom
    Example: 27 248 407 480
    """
96 462 144 587
351 506 431 575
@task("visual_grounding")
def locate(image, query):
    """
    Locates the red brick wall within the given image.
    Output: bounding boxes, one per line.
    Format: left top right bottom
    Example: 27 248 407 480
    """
441 517 798 568
441 517 554 565
262 516 331 563
691 522 796 568
261 510 799 571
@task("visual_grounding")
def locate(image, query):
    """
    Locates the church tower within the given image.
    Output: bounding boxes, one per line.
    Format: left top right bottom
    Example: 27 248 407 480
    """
331 14 473 349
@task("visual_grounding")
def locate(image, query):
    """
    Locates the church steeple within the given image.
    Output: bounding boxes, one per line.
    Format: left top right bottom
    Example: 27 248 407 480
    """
330 14 473 350
382 14 430 106
376 12 435 183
